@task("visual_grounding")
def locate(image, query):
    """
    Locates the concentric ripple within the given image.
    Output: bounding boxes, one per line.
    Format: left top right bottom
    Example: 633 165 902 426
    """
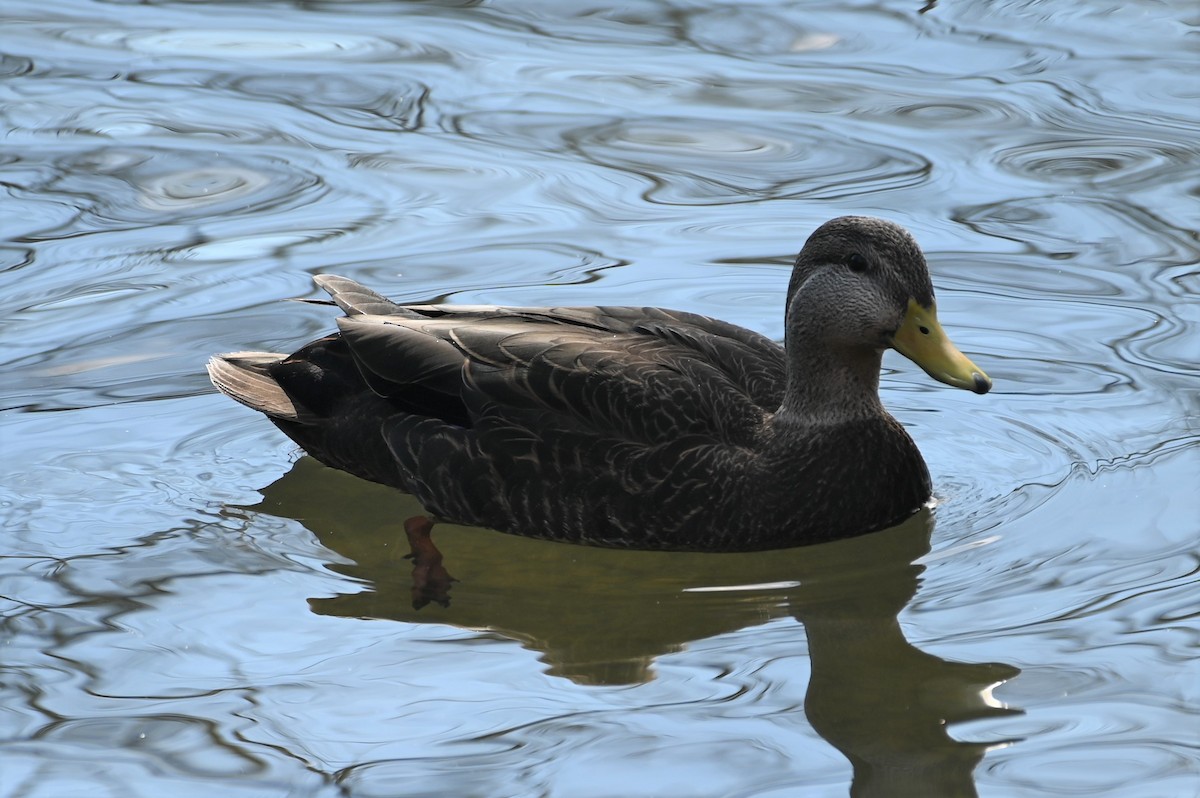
953 196 1198 265
684 6 841 56
452 111 930 206
569 118 930 204
216 73 428 132
994 136 1194 190
40 147 323 228
55 25 430 62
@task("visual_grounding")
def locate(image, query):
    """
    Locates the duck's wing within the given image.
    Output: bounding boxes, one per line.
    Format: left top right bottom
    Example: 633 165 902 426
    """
314 273 787 411
341 315 766 547
311 276 786 547
338 313 774 441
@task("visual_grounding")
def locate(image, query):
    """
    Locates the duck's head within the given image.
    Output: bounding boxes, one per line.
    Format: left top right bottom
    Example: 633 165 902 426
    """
786 216 991 395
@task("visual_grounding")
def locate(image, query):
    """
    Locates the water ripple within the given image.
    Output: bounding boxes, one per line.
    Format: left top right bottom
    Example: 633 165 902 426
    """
213 73 428 133
0 52 35 78
46 23 442 63
994 136 1195 190
72 147 320 226
448 109 931 205
36 716 265 778
953 196 1199 265
683 6 842 57
887 95 1030 130
568 117 931 205
327 243 627 307
983 737 1196 796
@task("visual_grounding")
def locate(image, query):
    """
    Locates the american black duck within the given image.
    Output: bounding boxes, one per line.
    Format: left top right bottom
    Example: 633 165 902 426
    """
208 216 990 552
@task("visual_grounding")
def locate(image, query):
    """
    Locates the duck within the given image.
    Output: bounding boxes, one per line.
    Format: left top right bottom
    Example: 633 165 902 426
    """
208 216 991 552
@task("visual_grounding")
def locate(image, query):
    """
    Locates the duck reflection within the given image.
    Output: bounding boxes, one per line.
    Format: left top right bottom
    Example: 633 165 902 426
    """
246 457 1020 796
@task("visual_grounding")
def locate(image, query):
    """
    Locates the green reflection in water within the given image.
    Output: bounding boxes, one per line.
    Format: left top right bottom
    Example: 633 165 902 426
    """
246 456 1021 797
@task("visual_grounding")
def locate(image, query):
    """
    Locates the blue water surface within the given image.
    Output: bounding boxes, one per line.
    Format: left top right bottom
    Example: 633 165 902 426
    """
1 1 1197 796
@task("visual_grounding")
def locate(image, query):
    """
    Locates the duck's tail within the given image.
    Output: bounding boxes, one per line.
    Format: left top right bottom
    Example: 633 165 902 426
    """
206 351 315 423
313 274 405 316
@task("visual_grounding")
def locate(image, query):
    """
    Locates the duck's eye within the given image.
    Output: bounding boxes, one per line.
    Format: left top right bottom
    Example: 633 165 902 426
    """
846 253 868 273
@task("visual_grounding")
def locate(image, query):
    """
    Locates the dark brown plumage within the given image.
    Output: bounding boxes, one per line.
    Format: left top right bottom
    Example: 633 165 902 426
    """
208 216 991 551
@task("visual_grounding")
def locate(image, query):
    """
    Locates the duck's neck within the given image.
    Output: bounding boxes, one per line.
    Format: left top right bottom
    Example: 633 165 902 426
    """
777 344 887 424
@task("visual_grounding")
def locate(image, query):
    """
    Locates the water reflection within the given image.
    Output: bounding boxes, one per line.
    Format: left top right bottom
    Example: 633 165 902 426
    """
245 457 1020 794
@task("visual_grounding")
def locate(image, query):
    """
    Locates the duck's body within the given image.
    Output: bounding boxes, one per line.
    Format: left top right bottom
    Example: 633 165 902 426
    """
209 217 990 552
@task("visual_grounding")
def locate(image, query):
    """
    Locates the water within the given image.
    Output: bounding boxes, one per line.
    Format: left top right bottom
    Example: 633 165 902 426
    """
1 0 1197 795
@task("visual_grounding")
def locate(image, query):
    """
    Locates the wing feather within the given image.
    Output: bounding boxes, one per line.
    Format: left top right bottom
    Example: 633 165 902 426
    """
301 276 781 545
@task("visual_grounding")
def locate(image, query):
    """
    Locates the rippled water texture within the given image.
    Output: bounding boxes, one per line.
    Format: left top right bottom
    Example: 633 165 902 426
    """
2 1 1197 796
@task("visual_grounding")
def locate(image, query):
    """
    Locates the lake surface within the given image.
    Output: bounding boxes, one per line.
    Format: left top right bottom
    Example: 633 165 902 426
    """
2 0 1197 795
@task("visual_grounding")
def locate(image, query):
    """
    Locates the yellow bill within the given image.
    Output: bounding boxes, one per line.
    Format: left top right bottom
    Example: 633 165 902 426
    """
892 299 991 394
